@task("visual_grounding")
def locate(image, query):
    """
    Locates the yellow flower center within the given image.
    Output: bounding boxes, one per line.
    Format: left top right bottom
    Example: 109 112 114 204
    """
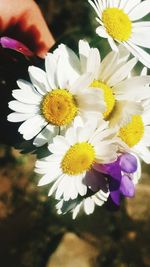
41 89 78 126
102 8 132 41
91 80 115 119
61 142 95 175
118 115 144 147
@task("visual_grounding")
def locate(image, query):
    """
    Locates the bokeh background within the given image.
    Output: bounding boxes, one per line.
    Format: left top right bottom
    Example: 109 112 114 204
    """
0 1 150 266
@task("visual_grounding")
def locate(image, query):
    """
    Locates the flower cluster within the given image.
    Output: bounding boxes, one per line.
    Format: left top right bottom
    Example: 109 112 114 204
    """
7 0 150 218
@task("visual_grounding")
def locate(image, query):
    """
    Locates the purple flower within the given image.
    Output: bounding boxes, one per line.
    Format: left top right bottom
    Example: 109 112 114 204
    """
119 153 137 173
94 153 137 206
0 37 33 57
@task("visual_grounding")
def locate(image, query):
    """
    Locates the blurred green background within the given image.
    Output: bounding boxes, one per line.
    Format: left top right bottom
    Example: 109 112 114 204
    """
0 1 150 267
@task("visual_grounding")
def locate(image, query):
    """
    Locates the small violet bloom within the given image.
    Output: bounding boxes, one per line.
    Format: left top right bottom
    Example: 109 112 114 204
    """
94 153 137 206
0 37 33 57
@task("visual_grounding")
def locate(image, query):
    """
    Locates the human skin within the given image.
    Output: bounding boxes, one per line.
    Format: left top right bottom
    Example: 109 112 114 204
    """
0 0 55 57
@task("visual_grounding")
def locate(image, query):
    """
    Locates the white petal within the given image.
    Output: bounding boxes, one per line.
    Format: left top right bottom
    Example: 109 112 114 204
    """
76 118 98 142
18 115 47 140
72 203 82 219
79 40 90 73
48 176 63 196
84 198 95 215
58 176 78 201
8 100 39 113
142 126 150 146
70 73 93 94
77 88 105 114
17 79 32 91
65 127 78 145
45 53 58 89
73 115 84 129
48 135 70 154
28 66 49 94
101 0 107 9
99 50 118 82
56 56 70 89
109 101 143 127
7 112 32 122
96 190 109 202
75 175 87 196
93 196 104 206
88 0 102 18
131 25 150 48
33 124 59 147
12 88 42 104
108 37 118 52
54 44 80 79
86 48 101 79
69 178 79 200
141 67 148 76
128 0 150 21
117 45 130 63
38 167 61 186
107 58 137 87
110 0 120 8
96 26 108 38
123 0 141 13
134 145 150 164
124 41 150 68
114 76 150 102
133 21 150 28
56 53 80 89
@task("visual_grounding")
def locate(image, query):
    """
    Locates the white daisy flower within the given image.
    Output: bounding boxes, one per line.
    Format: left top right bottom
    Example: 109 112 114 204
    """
55 41 150 126
7 51 105 146
35 119 118 201
118 100 150 164
89 0 150 67
78 40 150 126
56 190 109 219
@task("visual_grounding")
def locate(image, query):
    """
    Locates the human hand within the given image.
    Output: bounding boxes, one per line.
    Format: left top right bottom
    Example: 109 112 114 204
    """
0 0 55 57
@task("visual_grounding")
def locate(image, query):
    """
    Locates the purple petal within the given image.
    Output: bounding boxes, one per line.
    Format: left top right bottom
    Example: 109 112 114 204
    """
0 37 33 57
94 159 122 182
84 169 108 192
109 176 121 191
119 153 137 173
110 190 121 206
120 175 135 197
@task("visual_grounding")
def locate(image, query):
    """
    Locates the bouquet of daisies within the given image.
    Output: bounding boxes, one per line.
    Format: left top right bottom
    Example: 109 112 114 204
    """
5 0 150 218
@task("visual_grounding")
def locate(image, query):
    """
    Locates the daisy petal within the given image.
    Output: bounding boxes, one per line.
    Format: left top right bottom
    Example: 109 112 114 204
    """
18 115 47 140
130 26 150 48
33 124 59 147
86 48 101 79
96 26 108 38
79 40 90 73
12 88 42 104
84 198 95 215
28 66 49 94
8 101 38 113
107 58 137 86
128 0 150 21
123 0 141 13
108 37 118 52
70 73 93 94
45 53 58 89
7 112 32 122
